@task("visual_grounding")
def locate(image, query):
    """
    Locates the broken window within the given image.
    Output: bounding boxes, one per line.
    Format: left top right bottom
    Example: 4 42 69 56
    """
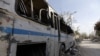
50 12 54 28
66 25 74 34
39 9 49 25
54 13 58 29
60 17 74 34
15 0 31 17
60 19 67 33
15 0 49 25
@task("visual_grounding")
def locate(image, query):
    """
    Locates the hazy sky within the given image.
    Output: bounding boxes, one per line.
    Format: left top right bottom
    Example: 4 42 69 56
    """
48 0 100 34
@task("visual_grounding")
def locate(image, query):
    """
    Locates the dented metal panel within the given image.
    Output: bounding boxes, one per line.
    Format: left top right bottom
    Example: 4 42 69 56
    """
0 0 15 14
0 8 15 56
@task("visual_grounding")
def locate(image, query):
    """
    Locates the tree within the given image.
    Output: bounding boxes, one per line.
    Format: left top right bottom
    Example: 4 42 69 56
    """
80 33 88 39
89 32 95 40
94 21 100 36
74 30 80 35
94 21 100 31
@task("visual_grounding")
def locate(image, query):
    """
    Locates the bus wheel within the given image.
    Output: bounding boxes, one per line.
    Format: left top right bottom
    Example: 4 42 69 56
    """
59 45 65 56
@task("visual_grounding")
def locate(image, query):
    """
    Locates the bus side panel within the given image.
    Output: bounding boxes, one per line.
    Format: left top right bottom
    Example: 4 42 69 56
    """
46 38 54 56
0 40 9 56
0 12 15 56
9 43 17 56
13 17 50 42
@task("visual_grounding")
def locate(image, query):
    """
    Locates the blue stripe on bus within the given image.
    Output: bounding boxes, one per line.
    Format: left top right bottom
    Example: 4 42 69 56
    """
0 27 58 37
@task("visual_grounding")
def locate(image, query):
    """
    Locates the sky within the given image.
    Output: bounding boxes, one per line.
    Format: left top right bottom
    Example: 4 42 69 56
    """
48 0 100 34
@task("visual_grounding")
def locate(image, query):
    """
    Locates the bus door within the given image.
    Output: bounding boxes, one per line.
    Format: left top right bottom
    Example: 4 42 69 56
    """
53 13 60 56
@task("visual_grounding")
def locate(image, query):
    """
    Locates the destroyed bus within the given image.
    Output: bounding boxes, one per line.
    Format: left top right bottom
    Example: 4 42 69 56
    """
0 0 75 56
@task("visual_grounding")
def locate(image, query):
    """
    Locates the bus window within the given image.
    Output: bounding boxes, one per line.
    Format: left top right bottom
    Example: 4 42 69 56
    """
56 16 59 30
60 18 67 33
15 0 31 17
50 12 54 28
15 0 48 21
40 9 49 25
66 25 74 34
49 12 60 29
54 15 58 29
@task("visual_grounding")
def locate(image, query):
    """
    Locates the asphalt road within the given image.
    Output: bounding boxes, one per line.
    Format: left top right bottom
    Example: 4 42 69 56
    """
79 39 100 56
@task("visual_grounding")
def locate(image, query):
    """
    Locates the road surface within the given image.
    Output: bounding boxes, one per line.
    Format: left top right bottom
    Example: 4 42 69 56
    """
79 39 100 56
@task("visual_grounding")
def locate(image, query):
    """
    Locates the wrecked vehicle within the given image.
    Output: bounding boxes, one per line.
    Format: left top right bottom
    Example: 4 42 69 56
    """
0 0 76 56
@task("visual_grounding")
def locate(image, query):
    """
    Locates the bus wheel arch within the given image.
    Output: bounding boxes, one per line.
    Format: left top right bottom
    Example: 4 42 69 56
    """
59 43 66 56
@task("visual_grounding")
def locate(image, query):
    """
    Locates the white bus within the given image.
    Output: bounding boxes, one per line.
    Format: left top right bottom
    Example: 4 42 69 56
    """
0 0 75 56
